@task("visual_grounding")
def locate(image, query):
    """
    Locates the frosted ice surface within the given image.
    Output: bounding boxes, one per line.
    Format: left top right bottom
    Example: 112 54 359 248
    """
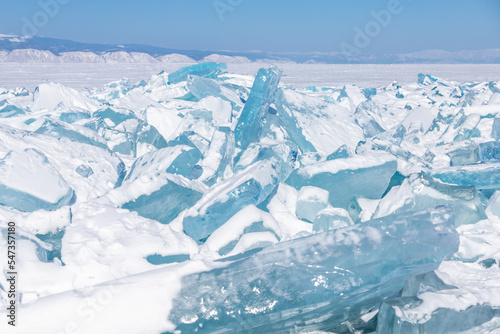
0 149 73 211
374 173 486 227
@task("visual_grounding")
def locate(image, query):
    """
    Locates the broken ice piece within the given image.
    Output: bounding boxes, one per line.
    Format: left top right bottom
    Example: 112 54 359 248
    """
286 152 397 209
295 186 329 222
313 206 353 233
168 62 228 85
479 141 500 162
183 158 280 243
431 163 500 191
121 173 205 225
374 173 486 227
168 207 458 334
0 149 74 212
234 66 282 150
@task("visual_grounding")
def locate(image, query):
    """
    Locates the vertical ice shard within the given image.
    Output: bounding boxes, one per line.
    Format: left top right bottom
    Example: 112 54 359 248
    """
374 173 486 226
168 207 459 333
354 100 385 138
491 117 500 140
234 66 282 150
182 158 281 242
168 62 228 85
273 89 317 153
198 126 235 185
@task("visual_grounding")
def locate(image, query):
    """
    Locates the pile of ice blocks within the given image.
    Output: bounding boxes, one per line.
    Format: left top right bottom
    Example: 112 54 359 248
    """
0 64 500 333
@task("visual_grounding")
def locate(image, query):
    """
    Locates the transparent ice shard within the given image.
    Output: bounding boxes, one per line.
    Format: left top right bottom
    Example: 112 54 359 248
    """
447 143 481 166
168 207 458 334
0 149 74 212
295 186 329 222
479 141 500 162
125 145 201 182
432 163 500 190
198 126 235 185
168 62 228 85
377 272 497 334
90 107 167 157
273 88 317 153
35 229 65 262
486 191 500 220
187 75 242 113
491 117 500 140
325 144 350 160
374 173 486 227
122 174 204 225
354 100 385 138
234 66 282 150
92 107 136 126
34 118 108 149
286 153 397 209
418 73 439 85
0 103 25 118
235 140 298 182
183 158 281 243
400 106 434 133
422 140 479 168
313 206 353 233
200 205 281 257
58 108 91 123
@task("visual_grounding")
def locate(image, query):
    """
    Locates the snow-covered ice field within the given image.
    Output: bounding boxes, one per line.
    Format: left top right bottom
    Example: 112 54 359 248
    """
1 62 500 333
0 63 499 90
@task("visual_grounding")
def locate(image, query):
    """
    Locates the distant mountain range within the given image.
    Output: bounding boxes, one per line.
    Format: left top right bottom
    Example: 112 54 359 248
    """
1 34 499 64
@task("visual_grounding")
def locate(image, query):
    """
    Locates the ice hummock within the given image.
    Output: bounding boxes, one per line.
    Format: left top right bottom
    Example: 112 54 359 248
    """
1 64 500 333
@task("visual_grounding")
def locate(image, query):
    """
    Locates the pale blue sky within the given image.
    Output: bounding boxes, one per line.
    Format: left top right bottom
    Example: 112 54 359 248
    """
1 0 499 53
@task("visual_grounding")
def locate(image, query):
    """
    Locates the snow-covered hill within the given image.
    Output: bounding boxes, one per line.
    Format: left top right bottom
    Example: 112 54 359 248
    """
1 34 499 64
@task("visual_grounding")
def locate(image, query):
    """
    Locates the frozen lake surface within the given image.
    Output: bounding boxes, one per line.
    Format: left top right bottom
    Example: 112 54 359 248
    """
0 63 499 90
